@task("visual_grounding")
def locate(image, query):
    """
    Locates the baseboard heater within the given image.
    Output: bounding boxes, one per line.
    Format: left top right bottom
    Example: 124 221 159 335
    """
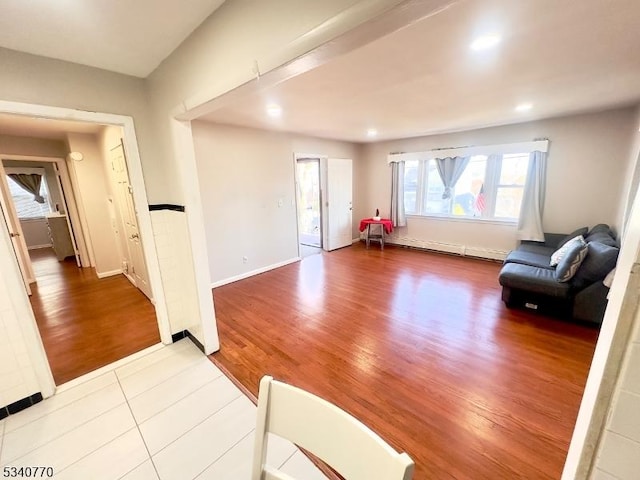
382 235 508 261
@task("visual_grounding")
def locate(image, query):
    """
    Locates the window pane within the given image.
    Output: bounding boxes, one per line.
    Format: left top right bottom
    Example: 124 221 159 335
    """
7 176 51 219
495 186 524 219
451 155 487 217
500 153 529 185
423 161 449 214
403 160 419 214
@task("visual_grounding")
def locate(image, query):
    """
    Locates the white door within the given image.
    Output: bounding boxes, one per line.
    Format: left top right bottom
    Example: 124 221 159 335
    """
325 158 353 251
111 142 153 300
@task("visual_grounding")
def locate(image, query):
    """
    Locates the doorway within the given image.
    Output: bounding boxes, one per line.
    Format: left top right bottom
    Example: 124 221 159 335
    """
0 147 159 385
0 108 169 388
296 158 322 256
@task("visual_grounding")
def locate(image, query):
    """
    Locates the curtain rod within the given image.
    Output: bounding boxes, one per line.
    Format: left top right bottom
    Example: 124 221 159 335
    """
389 138 549 156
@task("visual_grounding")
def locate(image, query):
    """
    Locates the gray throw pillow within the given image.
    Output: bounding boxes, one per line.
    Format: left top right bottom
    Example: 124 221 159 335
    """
555 242 589 282
585 231 618 247
558 227 589 248
588 224 612 236
572 242 620 289
551 235 586 266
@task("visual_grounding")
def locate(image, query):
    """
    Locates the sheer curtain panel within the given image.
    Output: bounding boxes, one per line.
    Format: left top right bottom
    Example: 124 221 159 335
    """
390 161 406 227
517 150 547 241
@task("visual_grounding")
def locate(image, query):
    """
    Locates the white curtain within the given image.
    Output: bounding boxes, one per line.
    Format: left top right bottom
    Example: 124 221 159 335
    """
390 161 406 227
517 150 547 241
435 156 470 199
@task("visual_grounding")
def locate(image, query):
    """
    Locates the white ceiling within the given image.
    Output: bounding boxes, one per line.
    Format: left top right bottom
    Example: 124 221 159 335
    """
0 0 638 143
0 113 103 140
199 0 640 143
0 0 225 77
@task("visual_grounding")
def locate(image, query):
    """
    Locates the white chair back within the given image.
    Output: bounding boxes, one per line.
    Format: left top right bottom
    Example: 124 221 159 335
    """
251 376 414 480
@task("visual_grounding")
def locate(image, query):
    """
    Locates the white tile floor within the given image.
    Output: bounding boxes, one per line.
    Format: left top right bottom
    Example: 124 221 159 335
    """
0 339 327 480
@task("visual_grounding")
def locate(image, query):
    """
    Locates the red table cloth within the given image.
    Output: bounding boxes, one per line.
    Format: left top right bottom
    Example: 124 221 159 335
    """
359 218 393 234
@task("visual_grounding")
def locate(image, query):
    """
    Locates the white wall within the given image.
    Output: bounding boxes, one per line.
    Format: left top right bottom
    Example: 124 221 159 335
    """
0 48 163 202
191 121 359 285
358 107 638 258
66 133 121 276
0 135 68 158
617 105 640 234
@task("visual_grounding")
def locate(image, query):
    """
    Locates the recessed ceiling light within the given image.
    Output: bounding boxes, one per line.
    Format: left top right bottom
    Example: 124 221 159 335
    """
470 34 501 51
515 103 533 112
366 128 378 138
266 104 282 118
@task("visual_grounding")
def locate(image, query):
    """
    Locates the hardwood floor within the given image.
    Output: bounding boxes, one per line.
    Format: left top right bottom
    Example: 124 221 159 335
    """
28 248 160 385
210 243 599 480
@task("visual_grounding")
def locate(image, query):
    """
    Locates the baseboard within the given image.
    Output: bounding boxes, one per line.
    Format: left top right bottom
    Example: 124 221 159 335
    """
211 257 301 288
387 235 508 261
0 392 43 420
27 244 52 250
97 269 123 279
464 246 509 261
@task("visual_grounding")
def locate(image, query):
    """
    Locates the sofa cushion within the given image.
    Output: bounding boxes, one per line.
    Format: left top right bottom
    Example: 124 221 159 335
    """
517 243 556 256
572 242 619 289
499 263 572 298
558 227 589 248
504 249 555 270
550 235 586 266
555 242 588 282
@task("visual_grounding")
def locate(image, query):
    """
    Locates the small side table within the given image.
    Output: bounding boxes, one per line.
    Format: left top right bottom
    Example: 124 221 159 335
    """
358 218 393 250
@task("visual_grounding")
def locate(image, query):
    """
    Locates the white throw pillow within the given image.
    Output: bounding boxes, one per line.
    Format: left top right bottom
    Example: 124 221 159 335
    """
550 235 586 267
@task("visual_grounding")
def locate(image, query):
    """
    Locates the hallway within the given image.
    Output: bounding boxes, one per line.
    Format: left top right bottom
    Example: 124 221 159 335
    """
28 248 160 384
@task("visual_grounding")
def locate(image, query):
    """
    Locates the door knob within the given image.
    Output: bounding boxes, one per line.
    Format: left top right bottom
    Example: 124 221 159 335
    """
130 233 139 239
9 232 20 237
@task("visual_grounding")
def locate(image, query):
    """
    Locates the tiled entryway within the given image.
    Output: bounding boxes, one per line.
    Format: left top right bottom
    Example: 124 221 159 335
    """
0 340 326 480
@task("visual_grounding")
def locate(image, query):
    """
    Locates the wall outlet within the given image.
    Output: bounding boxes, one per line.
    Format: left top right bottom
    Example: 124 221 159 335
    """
243 256 248 263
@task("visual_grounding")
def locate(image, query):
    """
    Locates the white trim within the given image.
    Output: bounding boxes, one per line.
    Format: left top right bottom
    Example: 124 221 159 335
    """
169 118 219 354
4 166 46 175
1 154 92 269
406 213 517 226
0 100 173 399
211 257 301 289
387 140 549 163
96 269 123 279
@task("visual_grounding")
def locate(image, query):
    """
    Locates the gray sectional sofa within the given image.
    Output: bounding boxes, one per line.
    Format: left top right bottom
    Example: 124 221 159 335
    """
498 224 619 325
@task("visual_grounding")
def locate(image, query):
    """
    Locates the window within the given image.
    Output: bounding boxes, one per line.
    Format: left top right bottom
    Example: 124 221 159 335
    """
6 175 52 219
404 152 530 221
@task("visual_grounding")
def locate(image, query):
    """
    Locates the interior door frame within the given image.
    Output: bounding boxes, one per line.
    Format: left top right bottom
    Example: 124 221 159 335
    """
0 100 172 398
293 154 324 253
1 155 88 269
294 153 328 255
